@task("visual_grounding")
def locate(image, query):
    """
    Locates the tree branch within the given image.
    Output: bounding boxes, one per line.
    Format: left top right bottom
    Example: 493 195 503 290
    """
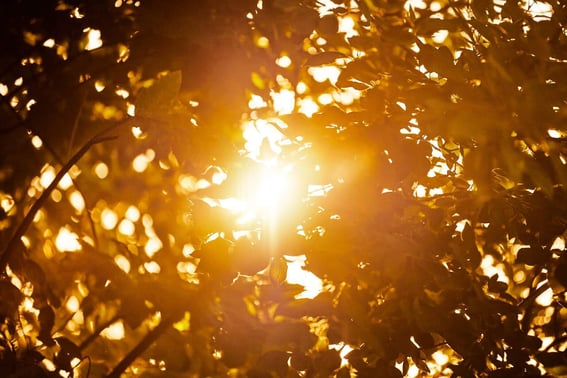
0 118 131 274
79 314 122 351
104 316 175 378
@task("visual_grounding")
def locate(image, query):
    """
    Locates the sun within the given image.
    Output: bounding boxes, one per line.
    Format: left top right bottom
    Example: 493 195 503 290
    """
241 164 295 216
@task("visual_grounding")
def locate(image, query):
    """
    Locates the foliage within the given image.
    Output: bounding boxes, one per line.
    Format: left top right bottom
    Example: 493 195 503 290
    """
1 0 567 377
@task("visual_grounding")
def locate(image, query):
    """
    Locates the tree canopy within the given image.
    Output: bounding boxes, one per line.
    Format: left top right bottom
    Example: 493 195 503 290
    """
1 0 567 377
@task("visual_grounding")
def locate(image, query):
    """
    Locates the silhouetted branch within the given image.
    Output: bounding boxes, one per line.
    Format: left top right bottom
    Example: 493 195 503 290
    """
79 314 122 351
104 316 175 378
0 118 131 274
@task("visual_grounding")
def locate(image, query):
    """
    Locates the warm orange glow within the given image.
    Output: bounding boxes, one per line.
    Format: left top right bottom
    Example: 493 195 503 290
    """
101 320 125 340
285 255 323 299
101 208 118 230
272 89 295 115
132 149 155 172
338 16 358 38
55 227 82 252
144 261 161 273
298 97 319 117
114 254 131 273
84 28 103 50
248 168 294 213
0 193 15 214
118 219 135 236
39 164 56 189
125 205 140 222
144 236 162 257
94 161 109 179
68 190 85 213
31 135 43 149
276 55 292 68
66 296 80 312
308 65 341 84
242 119 286 161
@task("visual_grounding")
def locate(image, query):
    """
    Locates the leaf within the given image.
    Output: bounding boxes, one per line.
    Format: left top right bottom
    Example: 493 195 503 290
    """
415 18 463 35
234 238 270 275
38 306 55 346
0 281 24 316
256 350 290 376
537 351 567 376
276 292 333 317
266 322 316 349
269 256 288 285
554 262 567 288
487 275 508 294
317 14 339 35
515 247 549 266
54 337 81 372
313 349 341 374
305 51 346 66
195 236 237 283
290 352 312 371
413 331 435 349
135 70 182 117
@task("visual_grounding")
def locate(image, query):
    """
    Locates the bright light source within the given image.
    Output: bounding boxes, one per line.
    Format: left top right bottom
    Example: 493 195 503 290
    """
145 236 162 257
132 149 155 173
182 244 195 257
31 135 43 149
58 173 73 190
51 189 62 203
338 16 358 38
254 170 290 211
66 296 80 312
242 119 286 161
94 80 105 92
94 161 109 179
432 29 449 43
39 165 56 189
256 36 270 48
535 285 554 306
101 208 118 230
118 219 135 236
127 103 136 116
84 28 103 51
43 39 55 48
547 129 564 139
101 320 125 340
272 89 295 115
276 55 292 68
432 350 449 366
114 254 131 273
144 261 161 273
286 255 323 299
525 0 553 20
298 97 319 117
249 94 267 109
0 193 15 213
55 227 82 252
308 66 341 84
68 191 85 213
125 205 141 222
130 126 142 139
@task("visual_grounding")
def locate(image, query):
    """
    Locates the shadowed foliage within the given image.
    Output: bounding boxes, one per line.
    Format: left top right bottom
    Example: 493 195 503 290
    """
1 0 567 377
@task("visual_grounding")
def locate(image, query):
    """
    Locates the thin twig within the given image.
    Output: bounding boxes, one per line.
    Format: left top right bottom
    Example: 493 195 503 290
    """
0 117 130 274
104 316 175 378
79 314 122 351
67 88 88 159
